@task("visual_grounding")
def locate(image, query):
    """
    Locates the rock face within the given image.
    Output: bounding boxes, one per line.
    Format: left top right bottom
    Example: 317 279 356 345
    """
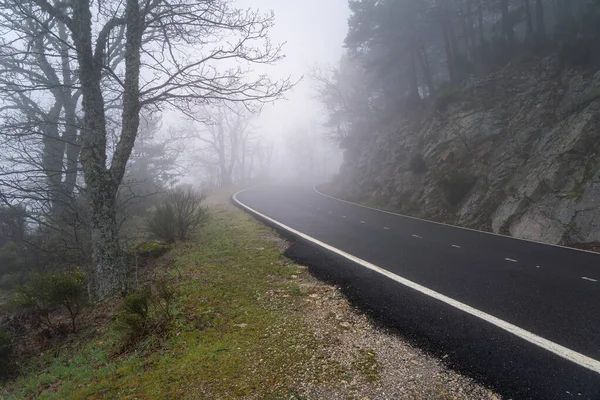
331 57 600 247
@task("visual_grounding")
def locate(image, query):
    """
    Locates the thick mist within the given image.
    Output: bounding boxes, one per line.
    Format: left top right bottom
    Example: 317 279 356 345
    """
171 0 351 188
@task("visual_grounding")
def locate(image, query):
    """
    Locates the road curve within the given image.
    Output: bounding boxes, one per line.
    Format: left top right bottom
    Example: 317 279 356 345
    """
233 184 600 399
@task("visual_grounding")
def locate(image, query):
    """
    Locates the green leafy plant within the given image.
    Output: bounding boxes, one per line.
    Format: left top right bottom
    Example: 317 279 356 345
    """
114 277 176 351
15 269 87 333
146 188 209 243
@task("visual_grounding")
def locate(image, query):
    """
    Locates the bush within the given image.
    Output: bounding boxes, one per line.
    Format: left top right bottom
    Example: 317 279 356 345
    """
0 328 13 379
146 188 208 243
114 277 176 351
15 269 87 333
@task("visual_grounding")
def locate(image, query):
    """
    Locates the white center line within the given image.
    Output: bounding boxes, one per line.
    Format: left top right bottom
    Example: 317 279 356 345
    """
412 235 422 239
452 245 461 248
383 227 390 230
505 258 518 263
582 277 598 282
360 221 366 224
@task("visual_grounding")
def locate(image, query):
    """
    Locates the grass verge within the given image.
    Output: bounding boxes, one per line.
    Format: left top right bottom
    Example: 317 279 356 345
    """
1 204 342 399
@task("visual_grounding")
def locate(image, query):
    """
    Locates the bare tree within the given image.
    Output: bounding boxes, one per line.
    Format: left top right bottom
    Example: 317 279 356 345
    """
0 3 83 216
194 102 261 187
0 0 291 299
312 58 375 148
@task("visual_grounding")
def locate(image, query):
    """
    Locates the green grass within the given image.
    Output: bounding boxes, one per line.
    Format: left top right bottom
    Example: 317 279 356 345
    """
1 205 342 399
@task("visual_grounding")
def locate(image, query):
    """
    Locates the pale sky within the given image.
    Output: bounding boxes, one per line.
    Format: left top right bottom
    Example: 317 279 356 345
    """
239 0 351 140
180 0 352 184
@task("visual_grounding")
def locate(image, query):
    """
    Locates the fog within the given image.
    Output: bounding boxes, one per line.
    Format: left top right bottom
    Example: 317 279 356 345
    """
184 0 350 186
252 0 349 182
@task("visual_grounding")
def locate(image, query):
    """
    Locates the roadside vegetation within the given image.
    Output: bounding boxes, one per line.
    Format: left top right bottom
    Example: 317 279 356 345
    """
0 204 328 399
1 202 498 399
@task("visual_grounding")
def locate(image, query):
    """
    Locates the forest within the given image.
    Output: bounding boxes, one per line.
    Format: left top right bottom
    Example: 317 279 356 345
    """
318 0 600 148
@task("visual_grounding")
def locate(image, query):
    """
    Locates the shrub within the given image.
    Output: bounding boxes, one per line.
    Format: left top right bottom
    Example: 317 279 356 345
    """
114 277 176 350
15 269 87 333
146 188 208 243
0 328 12 379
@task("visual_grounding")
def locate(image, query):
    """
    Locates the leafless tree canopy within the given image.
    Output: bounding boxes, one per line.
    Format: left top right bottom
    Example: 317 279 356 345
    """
193 102 273 188
0 0 292 299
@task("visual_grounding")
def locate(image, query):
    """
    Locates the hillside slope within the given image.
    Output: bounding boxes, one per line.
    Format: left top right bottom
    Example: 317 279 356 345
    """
329 56 600 248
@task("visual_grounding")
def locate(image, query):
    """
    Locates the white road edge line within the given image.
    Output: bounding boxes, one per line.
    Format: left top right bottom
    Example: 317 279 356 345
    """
582 277 598 282
505 258 518 263
313 185 600 257
232 188 600 375
452 245 461 248
412 234 422 239
383 227 390 230
360 221 366 224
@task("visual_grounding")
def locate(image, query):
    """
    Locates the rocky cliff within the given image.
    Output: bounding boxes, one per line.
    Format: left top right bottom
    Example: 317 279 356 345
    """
329 56 600 248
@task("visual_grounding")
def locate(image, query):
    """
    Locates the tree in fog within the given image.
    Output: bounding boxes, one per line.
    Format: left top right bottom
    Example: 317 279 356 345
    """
312 56 375 149
318 0 600 148
118 112 184 219
281 121 340 182
194 103 272 188
0 3 83 219
0 0 291 299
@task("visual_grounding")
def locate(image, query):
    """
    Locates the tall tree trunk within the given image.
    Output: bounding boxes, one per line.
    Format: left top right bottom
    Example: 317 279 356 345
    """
557 0 572 28
441 15 457 83
72 0 142 300
476 0 487 72
466 0 477 62
87 184 124 300
58 21 81 203
42 102 66 213
418 43 435 96
535 0 546 42
408 46 420 100
458 2 470 58
62 99 81 201
501 0 516 49
524 0 534 40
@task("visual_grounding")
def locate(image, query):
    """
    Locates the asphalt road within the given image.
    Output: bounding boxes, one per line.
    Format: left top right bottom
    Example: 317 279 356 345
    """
233 184 600 399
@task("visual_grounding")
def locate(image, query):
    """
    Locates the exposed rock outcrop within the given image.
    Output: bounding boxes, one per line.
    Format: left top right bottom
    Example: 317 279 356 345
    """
330 56 600 248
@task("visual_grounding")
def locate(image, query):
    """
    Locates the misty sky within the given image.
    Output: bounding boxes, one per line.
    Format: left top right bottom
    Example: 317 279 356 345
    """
240 0 351 143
